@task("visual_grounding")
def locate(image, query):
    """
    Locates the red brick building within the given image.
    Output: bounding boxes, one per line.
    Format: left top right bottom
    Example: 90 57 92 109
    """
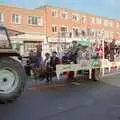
0 4 120 55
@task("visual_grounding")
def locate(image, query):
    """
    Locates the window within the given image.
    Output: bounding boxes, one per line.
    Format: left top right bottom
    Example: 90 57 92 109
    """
106 31 109 38
60 27 67 37
72 15 79 21
73 28 79 37
94 30 98 37
87 28 91 36
61 12 68 19
82 16 86 23
110 32 114 38
116 32 120 36
104 20 108 27
61 27 67 32
52 26 57 32
95 29 102 37
104 31 110 38
109 21 113 27
72 15 77 20
24 42 40 55
91 29 96 37
49 43 57 52
91 17 96 24
104 31 107 38
52 11 57 17
69 31 72 38
12 14 21 24
0 13 4 23
96 18 102 25
0 28 10 48
116 22 119 28
28 16 43 26
107 20 111 27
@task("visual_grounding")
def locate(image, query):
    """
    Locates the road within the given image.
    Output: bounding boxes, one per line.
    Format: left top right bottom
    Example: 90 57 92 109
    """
1 74 120 120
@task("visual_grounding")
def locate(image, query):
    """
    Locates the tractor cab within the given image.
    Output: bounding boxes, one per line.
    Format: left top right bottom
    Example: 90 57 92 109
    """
0 25 19 56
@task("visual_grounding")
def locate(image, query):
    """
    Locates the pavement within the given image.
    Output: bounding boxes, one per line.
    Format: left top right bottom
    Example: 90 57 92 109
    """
26 68 120 89
1 73 120 120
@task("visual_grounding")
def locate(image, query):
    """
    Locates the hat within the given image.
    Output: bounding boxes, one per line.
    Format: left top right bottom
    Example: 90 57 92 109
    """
72 41 77 43
45 53 50 56
52 51 57 54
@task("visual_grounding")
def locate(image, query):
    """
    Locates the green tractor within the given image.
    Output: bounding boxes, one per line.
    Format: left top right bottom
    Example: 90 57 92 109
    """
0 26 26 103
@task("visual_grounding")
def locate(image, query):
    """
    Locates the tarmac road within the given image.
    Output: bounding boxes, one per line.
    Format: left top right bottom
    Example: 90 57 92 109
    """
1 74 120 120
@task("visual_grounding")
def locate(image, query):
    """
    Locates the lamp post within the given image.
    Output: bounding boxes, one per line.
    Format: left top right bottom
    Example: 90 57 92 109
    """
45 6 49 53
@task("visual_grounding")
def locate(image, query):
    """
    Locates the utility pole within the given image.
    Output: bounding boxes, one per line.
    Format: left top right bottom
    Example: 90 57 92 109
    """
64 31 67 50
45 6 48 43
57 31 60 53
44 5 49 55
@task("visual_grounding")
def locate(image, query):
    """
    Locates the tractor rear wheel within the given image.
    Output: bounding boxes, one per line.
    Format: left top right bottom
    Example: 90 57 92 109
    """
0 57 26 104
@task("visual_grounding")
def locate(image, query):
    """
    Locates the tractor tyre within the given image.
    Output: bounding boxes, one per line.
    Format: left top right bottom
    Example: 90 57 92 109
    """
0 57 26 104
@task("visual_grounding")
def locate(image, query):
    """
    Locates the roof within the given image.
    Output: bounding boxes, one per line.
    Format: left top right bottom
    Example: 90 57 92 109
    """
36 5 120 21
0 3 119 21
35 5 88 14
0 3 24 9
0 3 39 11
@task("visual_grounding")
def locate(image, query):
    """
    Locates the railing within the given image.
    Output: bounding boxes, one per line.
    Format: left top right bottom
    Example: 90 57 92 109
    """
56 59 120 80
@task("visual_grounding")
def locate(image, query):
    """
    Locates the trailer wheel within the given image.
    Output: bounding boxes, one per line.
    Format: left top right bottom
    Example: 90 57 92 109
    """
0 57 26 104
92 68 102 81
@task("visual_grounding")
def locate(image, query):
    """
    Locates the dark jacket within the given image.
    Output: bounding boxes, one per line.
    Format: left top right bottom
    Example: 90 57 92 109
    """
50 57 60 71
29 56 37 64
104 45 109 58
69 46 79 64
62 55 69 64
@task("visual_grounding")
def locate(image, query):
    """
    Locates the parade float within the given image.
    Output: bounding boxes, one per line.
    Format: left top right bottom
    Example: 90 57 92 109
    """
56 34 120 82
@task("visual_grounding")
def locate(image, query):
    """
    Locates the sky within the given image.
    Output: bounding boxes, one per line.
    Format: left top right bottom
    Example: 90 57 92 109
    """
0 0 120 19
